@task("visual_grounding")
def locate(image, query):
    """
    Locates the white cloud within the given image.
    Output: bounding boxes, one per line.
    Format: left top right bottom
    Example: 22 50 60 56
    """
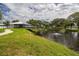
3 3 79 21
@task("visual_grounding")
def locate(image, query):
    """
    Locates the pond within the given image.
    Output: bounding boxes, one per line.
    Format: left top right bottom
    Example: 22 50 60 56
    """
43 31 79 51
29 29 79 51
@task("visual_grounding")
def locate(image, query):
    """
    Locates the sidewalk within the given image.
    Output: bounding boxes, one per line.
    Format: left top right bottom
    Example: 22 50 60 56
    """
0 29 13 36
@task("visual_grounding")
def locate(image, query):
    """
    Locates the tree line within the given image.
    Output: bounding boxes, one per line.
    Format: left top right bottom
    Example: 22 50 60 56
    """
27 12 79 34
0 10 79 32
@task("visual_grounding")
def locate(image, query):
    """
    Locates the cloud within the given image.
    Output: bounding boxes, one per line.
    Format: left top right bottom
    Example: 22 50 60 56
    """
3 3 79 21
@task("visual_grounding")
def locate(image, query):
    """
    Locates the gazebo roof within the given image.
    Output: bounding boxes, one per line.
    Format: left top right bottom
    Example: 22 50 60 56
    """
10 22 29 25
0 24 4 25
10 22 25 24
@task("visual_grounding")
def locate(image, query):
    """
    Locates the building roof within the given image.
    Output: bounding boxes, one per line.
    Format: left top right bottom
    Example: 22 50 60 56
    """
0 24 4 25
10 22 29 24
10 22 26 24
10 22 32 26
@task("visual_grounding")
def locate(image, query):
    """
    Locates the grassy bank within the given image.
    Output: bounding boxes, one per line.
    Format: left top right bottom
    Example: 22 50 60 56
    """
0 28 78 56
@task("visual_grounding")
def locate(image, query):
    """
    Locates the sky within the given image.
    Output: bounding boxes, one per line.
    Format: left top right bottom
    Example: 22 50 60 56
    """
2 3 79 21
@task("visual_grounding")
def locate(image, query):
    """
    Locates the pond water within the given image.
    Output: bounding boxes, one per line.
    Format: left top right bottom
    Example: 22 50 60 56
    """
44 32 79 51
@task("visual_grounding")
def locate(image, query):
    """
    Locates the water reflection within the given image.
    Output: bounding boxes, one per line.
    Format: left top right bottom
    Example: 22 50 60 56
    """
44 32 79 50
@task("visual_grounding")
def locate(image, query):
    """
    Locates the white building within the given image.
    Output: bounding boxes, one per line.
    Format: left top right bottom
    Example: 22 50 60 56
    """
0 24 7 28
0 21 33 28
10 22 33 28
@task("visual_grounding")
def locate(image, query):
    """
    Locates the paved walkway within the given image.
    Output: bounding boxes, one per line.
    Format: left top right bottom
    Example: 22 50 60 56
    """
0 29 13 36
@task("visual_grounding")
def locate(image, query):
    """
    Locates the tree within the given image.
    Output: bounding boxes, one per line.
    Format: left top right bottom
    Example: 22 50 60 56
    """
51 18 66 27
68 12 79 50
50 18 67 32
50 18 75 32
64 20 74 29
68 12 79 29
40 20 50 33
27 19 51 35
3 20 10 28
27 19 42 28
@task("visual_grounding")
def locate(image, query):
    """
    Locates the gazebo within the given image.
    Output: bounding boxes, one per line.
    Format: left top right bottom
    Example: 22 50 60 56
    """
10 22 33 28
0 24 6 28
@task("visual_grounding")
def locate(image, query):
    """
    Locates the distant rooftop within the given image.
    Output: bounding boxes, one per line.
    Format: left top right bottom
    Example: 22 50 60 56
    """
0 24 4 25
10 21 32 26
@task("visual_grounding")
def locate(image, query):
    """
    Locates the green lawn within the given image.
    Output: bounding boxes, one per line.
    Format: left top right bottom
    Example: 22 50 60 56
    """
0 28 4 33
0 28 78 56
